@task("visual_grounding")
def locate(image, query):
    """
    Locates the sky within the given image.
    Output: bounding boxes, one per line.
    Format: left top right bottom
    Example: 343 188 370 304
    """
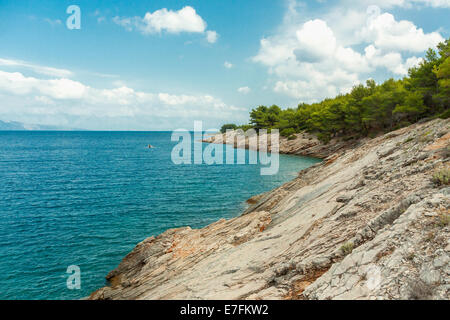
0 0 449 130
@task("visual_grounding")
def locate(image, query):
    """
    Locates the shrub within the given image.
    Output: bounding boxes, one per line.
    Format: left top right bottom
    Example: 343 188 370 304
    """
393 121 412 130
432 167 450 186
287 135 297 141
340 242 354 255
419 131 434 143
280 128 296 137
220 124 238 133
343 135 356 141
317 132 331 144
437 210 450 227
238 124 254 132
438 109 450 119
368 132 378 139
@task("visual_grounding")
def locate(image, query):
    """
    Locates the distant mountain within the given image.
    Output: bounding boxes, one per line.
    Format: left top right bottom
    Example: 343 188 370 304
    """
0 120 84 131
0 120 25 130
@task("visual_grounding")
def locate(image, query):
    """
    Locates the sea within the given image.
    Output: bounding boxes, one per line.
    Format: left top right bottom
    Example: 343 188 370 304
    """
0 131 321 299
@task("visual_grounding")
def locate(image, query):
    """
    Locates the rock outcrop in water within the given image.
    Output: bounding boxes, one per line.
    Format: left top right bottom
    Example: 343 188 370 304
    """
90 119 449 300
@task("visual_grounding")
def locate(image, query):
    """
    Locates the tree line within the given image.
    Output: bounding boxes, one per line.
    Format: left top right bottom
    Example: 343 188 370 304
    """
221 39 449 143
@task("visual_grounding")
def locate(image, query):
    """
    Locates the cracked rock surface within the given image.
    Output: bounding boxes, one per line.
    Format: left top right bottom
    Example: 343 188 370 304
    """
90 119 449 300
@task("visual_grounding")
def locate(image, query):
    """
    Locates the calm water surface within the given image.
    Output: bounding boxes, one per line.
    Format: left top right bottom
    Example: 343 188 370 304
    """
0 131 321 299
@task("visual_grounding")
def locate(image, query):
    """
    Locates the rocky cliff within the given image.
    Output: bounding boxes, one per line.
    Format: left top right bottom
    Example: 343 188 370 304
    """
90 119 449 300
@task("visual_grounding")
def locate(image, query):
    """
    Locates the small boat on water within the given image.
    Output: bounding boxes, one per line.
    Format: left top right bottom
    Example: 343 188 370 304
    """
148 144 154 149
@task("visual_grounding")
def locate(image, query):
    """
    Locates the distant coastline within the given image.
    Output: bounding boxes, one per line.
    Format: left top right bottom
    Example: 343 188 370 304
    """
0 120 86 131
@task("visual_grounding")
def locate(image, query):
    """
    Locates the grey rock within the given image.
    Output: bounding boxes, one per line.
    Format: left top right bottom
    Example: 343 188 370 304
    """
433 254 449 269
336 195 353 203
89 118 450 300
420 268 441 286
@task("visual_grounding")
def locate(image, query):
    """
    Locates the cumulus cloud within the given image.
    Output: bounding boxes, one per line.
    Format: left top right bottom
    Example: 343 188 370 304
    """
253 18 369 101
113 6 218 43
0 70 245 129
335 46 371 73
252 2 445 102
364 45 423 75
359 8 444 52
114 6 206 34
237 86 251 94
295 20 337 62
252 39 296 67
274 68 358 100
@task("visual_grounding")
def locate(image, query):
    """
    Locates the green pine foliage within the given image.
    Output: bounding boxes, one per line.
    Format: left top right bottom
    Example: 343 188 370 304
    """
220 124 238 133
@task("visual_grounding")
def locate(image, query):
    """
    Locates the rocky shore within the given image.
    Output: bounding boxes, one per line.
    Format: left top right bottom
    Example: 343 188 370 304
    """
202 129 360 159
90 119 449 300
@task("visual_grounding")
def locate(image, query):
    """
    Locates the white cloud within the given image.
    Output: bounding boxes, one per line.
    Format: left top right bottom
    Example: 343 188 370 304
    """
0 70 246 129
206 30 218 43
274 67 358 100
323 8 367 46
359 10 444 53
253 18 368 101
253 2 445 101
34 95 55 105
115 6 206 34
295 19 337 61
335 46 371 73
224 61 233 69
363 45 423 75
0 58 73 78
0 71 86 98
113 6 218 44
404 56 424 70
237 86 251 94
252 38 296 67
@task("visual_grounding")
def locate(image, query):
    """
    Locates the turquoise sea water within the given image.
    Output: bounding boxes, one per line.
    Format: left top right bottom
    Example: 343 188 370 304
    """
0 131 321 299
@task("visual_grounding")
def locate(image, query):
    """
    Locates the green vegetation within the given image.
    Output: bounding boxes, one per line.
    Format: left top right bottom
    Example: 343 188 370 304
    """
340 242 354 255
419 130 434 143
222 39 449 142
432 167 450 186
220 123 238 133
437 211 450 227
280 128 296 137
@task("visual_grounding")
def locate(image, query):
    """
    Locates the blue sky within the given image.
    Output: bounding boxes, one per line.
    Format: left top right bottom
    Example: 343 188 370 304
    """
0 0 449 130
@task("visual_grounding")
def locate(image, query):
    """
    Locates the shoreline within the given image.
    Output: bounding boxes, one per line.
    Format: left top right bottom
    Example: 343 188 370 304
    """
90 118 449 300
201 130 364 160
